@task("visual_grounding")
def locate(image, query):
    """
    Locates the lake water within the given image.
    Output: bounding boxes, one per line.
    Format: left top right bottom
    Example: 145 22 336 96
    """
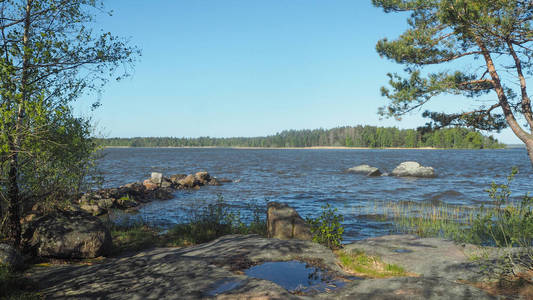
98 147 533 242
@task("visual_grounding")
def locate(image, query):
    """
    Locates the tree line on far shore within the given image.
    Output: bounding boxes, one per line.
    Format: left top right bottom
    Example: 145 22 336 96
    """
97 126 504 149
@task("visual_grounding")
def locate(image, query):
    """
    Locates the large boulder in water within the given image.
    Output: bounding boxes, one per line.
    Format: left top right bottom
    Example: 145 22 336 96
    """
347 164 382 177
23 210 111 259
267 202 312 241
391 161 435 178
194 171 211 185
0 243 24 270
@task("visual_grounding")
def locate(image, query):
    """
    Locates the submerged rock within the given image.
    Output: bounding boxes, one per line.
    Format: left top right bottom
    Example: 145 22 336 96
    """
23 210 111 259
348 164 382 177
267 202 312 241
391 161 435 178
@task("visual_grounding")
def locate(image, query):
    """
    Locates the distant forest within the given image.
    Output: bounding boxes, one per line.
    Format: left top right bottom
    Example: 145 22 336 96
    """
97 126 505 149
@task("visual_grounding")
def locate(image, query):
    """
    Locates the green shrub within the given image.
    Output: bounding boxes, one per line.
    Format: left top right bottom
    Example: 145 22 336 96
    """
307 203 344 249
470 167 533 275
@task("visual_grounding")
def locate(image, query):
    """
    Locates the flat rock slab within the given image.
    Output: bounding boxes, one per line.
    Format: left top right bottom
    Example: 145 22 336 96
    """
344 234 492 282
27 234 498 299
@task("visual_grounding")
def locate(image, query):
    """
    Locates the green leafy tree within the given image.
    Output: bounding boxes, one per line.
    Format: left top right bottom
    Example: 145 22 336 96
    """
0 0 138 247
373 0 533 165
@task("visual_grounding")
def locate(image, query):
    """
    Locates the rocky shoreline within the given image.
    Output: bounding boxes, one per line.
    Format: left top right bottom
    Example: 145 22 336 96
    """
70 171 227 217
25 234 504 299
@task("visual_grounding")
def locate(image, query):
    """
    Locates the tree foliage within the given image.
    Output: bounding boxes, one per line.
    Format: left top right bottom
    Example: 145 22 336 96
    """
373 0 533 164
97 125 504 149
0 0 138 246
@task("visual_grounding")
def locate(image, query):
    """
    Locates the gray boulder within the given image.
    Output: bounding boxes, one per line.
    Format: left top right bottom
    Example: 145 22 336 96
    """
267 202 312 241
348 164 382 177
150 172 163 185
391 161 435 178
0 243 24 270
24 210 112 259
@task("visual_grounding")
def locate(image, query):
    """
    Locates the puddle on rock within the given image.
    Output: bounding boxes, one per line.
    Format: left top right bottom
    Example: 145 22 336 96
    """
393 248 413 253
244 260 356 294
206 278 246 296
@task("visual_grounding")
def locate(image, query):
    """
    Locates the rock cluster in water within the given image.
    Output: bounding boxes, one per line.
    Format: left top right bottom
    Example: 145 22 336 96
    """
76 171 225 216
348 161 436 178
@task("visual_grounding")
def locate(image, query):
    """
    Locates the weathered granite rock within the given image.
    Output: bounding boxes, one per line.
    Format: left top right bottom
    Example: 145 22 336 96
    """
24 210 111 259
178 174 196 188
97 198 115 209
26 235 497 299
142 179 158 191
267 202 312 240
150 172 163 185
348 164 382 177
160 178 173 188
169 174 187 184
343 235 505 283
79 204 106 216
0 243 24 270
194 171 211 185
391 161 435 178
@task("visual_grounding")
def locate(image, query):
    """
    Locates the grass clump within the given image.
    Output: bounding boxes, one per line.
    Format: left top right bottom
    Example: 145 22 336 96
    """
387 167 533 282
0 266 40 299
109 195 267 254
336 249 410 278
110 222 162 255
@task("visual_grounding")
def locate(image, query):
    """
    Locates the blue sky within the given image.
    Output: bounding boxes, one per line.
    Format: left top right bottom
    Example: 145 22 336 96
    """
78 0 524 144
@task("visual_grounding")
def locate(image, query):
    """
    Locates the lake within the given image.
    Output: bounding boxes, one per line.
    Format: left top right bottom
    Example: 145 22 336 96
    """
98 147 533 242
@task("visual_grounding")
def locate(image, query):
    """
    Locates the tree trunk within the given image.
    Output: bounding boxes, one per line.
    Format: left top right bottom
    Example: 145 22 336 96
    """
527 140 533 168
5 157 21 246
4 0 32 248
477 39 533 167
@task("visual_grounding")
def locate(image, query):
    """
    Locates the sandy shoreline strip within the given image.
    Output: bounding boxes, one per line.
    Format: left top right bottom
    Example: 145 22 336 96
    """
102 146 453 150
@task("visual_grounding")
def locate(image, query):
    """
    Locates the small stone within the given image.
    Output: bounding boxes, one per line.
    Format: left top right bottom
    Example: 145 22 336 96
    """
143 179 158 191
151 172 163 185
